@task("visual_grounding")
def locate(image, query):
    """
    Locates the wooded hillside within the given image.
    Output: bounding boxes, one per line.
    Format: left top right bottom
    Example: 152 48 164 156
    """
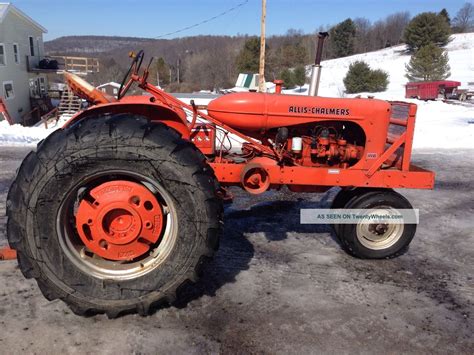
45 3 473 91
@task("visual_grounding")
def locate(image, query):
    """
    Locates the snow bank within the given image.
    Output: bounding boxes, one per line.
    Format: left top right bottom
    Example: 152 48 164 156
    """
0 120 51 146
0 115 69 146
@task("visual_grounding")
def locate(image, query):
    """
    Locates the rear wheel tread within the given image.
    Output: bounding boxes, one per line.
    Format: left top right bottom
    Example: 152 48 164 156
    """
7 115 223 317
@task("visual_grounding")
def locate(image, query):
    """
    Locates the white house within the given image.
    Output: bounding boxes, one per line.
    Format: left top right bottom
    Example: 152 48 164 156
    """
0 2 47 124
97 82 121 99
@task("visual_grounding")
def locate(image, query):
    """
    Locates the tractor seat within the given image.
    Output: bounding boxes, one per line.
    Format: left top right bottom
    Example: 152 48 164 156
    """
64 72 117 104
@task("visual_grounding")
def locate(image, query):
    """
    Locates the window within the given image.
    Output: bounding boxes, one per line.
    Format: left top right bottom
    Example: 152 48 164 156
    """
29 36 35 56
36 37 42 57
13 44 19 64
29 78 46 98
3 81 15 100
113 88 118 95
39 77 46 95
0 44 5 66
29 78 39 97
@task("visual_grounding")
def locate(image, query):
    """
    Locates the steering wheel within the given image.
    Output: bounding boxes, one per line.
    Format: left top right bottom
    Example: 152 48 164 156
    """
117 50 145 100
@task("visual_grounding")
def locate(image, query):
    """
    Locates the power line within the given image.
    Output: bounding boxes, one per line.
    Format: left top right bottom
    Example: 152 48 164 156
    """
154 0 250 39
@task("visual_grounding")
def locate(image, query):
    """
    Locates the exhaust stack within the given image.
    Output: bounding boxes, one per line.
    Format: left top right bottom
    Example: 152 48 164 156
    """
309 32 329 96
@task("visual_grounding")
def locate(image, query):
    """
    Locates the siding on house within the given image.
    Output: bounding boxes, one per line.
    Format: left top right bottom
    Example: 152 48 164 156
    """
0 3 47 124
97 82 121 99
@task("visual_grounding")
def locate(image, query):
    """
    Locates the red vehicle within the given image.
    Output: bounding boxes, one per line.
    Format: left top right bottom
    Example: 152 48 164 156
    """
0 97 13 125
5 49 435 317
405 80 461 100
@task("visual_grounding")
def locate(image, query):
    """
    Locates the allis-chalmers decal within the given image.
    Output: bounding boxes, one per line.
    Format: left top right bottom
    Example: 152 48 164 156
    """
289 106 350 116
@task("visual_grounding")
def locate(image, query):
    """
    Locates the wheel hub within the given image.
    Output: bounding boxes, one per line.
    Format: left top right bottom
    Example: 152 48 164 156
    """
76 180 163 261
356 208 404 250
369 223 389 236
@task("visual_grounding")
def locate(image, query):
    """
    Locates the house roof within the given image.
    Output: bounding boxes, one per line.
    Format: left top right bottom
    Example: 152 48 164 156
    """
0 3 47 33
97 82 121 89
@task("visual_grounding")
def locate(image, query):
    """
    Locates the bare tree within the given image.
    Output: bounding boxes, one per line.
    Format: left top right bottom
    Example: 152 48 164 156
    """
366 12 410 51
384 12 411 46
453 2 474 32
354 18 371 53
183 44 236 90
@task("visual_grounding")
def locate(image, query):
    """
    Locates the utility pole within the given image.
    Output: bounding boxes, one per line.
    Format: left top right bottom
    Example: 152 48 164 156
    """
177 57 180 84
258 0 266 92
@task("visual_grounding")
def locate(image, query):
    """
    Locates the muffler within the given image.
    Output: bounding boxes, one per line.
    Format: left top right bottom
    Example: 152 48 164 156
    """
309 32 329 96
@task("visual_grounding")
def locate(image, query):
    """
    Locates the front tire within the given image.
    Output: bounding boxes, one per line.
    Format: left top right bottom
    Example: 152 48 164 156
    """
7 114 222 317
337 190 416 259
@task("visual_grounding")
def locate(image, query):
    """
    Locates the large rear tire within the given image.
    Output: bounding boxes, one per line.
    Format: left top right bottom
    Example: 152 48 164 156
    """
7 114 222 317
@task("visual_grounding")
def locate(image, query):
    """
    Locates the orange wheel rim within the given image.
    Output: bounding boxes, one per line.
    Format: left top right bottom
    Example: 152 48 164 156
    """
75 180 163 261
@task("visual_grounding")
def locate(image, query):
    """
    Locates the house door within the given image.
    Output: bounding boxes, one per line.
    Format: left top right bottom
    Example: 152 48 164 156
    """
29 78 46 98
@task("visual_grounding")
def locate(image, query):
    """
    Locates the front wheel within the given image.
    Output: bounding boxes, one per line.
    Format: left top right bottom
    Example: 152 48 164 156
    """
337 190 416 259
7 114 222 317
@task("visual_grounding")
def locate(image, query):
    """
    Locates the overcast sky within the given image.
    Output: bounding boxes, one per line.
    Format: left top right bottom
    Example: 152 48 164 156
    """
10 0 471 40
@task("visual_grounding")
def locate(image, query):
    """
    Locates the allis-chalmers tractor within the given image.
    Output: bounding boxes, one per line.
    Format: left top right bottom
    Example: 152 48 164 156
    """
6 38 434 317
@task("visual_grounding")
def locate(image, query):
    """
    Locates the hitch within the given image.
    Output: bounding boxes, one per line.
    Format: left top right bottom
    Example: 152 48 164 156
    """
0 247 16 261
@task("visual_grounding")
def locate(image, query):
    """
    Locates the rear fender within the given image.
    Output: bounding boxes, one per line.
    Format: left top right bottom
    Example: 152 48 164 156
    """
63 100 191 138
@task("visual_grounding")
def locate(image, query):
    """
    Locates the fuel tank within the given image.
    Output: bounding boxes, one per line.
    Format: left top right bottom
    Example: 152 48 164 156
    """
207 92 391 132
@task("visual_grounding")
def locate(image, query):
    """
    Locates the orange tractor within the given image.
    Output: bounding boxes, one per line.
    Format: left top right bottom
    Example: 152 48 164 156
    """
6 40 434 317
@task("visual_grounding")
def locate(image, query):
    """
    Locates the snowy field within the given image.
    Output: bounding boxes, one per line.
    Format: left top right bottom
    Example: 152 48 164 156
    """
0 33 473 150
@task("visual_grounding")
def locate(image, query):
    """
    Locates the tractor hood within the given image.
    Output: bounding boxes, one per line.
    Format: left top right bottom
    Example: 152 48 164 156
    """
207 92 391 132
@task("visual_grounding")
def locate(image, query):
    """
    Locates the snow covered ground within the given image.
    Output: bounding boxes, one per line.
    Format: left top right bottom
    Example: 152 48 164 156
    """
0 115 70 146
0 33 473 150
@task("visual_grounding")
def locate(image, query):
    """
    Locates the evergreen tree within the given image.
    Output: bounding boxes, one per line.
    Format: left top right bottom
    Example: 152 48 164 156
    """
279 43 308 68
269 34 308 81
439 8 451 26
343 61 389 93
280 68 295 88
403 12 451 51
329 19 356 57
405 43 451 81
236 37 262 73
293 66 307 89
